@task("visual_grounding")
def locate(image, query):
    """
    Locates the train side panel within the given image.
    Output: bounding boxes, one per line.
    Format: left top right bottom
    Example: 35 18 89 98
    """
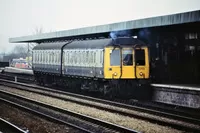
62 49 104 78
33 49 62 75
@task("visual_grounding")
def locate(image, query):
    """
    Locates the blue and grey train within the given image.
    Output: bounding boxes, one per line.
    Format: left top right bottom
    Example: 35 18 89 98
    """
32 37 150 97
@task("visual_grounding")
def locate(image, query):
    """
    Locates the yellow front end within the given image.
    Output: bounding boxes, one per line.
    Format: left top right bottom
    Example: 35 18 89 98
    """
104 47 149 79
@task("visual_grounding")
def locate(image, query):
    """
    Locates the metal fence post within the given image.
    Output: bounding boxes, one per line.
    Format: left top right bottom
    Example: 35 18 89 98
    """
15 76 17 82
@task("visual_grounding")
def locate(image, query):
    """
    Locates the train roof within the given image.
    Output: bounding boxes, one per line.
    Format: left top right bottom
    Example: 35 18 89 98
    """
64 37 147 49
33 41 67 50
33 37 147 50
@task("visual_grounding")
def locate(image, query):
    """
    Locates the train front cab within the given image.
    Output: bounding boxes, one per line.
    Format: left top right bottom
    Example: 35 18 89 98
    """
103 45 150 98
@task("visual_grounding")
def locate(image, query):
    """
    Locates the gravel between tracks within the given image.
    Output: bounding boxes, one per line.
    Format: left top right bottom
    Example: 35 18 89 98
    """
0 102 81 133
0 85 184 133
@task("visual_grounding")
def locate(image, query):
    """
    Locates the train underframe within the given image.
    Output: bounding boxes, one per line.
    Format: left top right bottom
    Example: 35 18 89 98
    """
34 72 151 99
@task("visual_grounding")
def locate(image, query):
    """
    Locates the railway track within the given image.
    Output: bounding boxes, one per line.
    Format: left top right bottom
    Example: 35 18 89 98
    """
0 97 95 133
0 73 198 115
0 80 139 133
0 118 28 133
0 73 34 83
0 79 200 132
1 72 199 118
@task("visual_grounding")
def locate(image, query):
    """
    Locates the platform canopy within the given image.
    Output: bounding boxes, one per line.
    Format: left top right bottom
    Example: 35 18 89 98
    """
9 10 200 43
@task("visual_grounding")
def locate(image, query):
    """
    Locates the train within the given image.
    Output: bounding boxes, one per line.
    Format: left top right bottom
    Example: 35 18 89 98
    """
10 58 29 69
32 37 150 98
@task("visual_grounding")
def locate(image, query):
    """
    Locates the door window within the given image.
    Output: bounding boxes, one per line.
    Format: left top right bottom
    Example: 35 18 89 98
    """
135 49 145 65
123 49 133 66
110 49 120 66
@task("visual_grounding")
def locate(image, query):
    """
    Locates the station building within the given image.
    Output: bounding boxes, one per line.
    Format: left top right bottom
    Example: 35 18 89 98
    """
10 10 200 84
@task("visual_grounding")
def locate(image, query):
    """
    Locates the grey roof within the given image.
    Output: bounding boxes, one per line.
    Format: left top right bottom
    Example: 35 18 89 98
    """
64 37 146 49
33 41 67 50
10 10 200 43
33 37 147 50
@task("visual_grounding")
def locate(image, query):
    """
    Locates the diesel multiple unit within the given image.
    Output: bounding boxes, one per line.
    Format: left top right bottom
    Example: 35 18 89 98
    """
32 37 150 97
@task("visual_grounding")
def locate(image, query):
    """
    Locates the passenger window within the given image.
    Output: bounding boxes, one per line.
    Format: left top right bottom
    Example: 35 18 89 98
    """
56 52 58 64
48 53 50 63
38 52 40 63
40 52 42 63
123 49 133 66
70 52 72 65
46 52 48 63
76 51 79 64
135 49 145 65
36 53 38 63
55 53 57 63
100 51 103 64
94 52 96 64
33 52 35 63
79 51 82 65
49 53 52 64
75 51 77 64
52 53 54 63
91 51 93 64
110 49 120 66
38 53 40 63
83 51 85 64
64 52 66 65
86 51 89 64
67 52 69 64
43 52 45 63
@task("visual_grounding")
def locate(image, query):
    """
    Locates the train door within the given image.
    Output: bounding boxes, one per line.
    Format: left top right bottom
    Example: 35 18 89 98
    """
104 47 135 79
121 48 134 78
105 47 136 79
134 48 149 79
104 47 121 79
121 48 149 79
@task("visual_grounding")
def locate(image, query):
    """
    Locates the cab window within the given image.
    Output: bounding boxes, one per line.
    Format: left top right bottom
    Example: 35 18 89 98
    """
135 49 145 65
110 49 120 66
123 49 133 66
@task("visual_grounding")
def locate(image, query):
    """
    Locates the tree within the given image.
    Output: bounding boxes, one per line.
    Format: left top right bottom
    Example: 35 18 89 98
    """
13 45 28 57
3 45 28 62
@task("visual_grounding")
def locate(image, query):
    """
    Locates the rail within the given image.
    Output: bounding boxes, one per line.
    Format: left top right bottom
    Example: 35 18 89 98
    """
0 118 28 133
0 88 139 133
0 79 200 132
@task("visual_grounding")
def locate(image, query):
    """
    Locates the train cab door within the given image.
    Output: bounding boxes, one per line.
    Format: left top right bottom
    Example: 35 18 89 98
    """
105 48 135 79
134 47 149 79
121 48 134 78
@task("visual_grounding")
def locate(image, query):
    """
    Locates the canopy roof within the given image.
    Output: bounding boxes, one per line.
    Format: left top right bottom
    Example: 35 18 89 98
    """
10 10 200 43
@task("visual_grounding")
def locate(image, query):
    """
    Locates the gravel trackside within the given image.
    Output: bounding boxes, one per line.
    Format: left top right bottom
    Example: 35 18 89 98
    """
0 102 82 133
0 86 184 133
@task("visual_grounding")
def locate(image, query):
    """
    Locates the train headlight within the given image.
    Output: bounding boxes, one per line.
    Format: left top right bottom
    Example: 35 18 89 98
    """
139 72 143 76
114 72 117 76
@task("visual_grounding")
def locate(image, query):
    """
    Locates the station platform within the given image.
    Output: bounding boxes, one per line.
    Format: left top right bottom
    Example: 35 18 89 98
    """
2 67 33 75
151 83 200 109
151 84 200 91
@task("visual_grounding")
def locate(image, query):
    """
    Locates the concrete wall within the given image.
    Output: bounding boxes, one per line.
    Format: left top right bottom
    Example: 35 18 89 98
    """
152 84 200 108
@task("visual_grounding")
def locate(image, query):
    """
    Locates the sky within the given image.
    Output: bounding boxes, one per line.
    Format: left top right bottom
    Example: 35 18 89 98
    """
0 0 200 53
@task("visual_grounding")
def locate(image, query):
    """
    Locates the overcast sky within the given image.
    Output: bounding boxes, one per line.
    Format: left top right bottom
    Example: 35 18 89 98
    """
0 0 200 53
